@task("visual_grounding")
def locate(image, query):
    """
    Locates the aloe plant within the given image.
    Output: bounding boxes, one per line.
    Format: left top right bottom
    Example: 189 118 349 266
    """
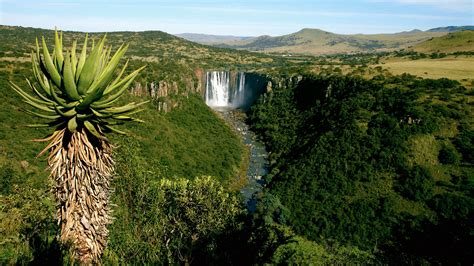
10 31 146 263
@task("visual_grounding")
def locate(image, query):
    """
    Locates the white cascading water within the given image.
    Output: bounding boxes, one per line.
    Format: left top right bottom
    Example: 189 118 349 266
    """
205 71 245 108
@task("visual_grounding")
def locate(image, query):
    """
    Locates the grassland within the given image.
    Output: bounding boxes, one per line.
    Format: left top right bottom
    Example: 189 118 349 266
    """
375 56 474 82
411 30 474 53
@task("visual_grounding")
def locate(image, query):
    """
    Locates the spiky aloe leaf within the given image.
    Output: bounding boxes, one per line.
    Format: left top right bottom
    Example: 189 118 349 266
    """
76 45 129 110
22 109 60 120
10 81 53 107
54 105 77 117
103 65 146 96
49 85 77 108
12 30 146 140
77 35 105 94
75 33 88 85
31 52 52 97
54 30 64 71
84 120 106 140
62 52 81 100
41 37 61 88
71 40 77 75
103 124 128 135
101 101 149 115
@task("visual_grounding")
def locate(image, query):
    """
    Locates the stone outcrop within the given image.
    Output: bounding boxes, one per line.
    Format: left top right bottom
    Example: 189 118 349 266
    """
130 68 206 112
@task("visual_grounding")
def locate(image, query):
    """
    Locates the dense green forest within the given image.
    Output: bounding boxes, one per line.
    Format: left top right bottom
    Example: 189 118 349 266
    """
249 73 474 264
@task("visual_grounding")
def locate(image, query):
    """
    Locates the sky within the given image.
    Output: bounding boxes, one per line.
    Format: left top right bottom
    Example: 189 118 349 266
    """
0 0 473 36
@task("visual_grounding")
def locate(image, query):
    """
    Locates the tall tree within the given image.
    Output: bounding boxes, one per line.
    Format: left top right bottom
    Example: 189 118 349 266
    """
10 31 146 263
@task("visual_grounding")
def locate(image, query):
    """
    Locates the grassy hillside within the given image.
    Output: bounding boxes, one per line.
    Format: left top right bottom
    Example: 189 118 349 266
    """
0 25 285 85
214 28 446 55
410 31 474 53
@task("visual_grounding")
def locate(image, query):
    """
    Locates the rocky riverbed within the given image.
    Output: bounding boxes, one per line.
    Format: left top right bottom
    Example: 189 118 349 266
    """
218 110 268 212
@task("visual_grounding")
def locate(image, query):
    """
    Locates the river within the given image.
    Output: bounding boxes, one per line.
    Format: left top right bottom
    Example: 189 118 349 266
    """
218 110 269 212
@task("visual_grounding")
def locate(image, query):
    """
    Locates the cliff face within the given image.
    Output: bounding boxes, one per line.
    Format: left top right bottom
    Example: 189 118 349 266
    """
130 68 206 112
129 69 297 112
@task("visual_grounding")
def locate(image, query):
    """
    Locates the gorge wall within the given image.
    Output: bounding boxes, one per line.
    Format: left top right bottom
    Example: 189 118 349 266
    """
130 69 293 112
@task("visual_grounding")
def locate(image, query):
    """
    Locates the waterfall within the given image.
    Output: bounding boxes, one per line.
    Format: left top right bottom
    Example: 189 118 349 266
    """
205 71 245 109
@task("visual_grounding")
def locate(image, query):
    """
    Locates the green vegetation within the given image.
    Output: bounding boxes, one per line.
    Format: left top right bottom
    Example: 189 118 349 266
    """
411 30 474 53
375 56 474 81
106 149 243 265
0 31 245 263
1 25 473 264
249 74 473 264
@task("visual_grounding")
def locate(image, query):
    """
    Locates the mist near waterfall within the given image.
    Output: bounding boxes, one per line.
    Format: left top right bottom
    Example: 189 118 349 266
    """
205 71 249 110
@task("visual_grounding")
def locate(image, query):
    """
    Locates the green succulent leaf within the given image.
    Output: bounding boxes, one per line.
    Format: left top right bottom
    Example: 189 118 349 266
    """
54 105 77 117
10 30 145 138
76 33 88 85
54 30 64 71
77 35 106 94
22 109 60 120
41 36 62 88
67 116 78 132
84 120 107 140
103 124 128 135
62 52 81 101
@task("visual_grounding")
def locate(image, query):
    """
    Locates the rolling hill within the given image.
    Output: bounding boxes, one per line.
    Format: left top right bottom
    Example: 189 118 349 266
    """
177 26 473 55
0 25 280 76
220 28 446 55
410 30 474 53
176 33 252 44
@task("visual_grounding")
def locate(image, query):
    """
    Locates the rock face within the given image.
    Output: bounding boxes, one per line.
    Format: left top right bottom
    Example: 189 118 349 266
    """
130 68 206 112
129 69 285 112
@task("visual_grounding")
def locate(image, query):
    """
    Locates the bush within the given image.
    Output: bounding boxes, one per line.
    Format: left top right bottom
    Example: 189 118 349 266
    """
156 176 243 264
397 166 435 201
438 145 460 165
270 236 330 264
0 186 58 265
106 146 243 266
270 236 374 265
454 128 474 164
0 164 16 194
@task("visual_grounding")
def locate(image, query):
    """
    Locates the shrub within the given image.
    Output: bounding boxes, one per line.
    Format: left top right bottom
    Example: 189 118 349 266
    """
454 128 474 164
0 186 58 265
438 145 460 165
397 166 435 201
0 164 16 194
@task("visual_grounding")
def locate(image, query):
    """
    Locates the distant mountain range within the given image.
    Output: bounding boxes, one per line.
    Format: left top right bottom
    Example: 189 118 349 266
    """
426 26 474 32
176 26 474 55
175 33 252 44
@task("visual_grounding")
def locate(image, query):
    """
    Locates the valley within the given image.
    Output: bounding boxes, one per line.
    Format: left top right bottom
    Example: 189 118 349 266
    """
0 24 473 265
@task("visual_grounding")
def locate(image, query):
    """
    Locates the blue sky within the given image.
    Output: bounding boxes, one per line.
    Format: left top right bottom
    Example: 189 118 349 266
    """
0 0 472 36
